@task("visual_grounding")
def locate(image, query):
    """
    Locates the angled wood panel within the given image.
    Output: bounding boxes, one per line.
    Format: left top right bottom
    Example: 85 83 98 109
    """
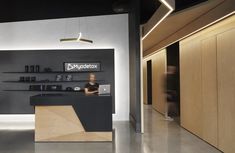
217 29 235 153
35 106 112 142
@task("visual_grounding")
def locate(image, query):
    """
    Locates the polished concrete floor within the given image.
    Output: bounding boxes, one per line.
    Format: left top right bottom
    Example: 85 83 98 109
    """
0 106 221 153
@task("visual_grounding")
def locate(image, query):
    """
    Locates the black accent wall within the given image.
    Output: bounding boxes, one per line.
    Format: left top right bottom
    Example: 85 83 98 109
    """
0 49 114 114
129 0 141 133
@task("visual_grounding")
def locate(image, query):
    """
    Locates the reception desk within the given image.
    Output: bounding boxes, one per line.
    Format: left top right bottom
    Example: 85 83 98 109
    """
30 93 112 142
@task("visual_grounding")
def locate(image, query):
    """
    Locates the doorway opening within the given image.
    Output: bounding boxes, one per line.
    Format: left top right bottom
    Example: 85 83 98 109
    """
142 42 180 129
147 60 152 105
166 42 180 122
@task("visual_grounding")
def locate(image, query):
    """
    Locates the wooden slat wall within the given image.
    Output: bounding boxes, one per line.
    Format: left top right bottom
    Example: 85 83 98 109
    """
180 15 235 152
217 29 235 153
180 40 203 138
143 50 166 114
201 36 218 147
143 60 148 105
151 50 166 114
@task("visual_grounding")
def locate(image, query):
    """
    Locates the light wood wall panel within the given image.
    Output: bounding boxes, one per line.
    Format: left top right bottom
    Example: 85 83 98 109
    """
151 50 166 114
217 29 235 153
143 60 148 104
201 36 218 147
180 40 203 137
180 15 235 152
180 36 219 146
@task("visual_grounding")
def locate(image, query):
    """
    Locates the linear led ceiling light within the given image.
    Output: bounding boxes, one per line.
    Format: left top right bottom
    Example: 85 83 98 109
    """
142 0 175 40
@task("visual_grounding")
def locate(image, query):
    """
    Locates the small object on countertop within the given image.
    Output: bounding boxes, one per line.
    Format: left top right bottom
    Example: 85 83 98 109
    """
31 77 36 82
40 85 46 91
19 76 25 82
44 68 52 72
56 74 63 81
40 79 50 82
25 76 30 82
74 87 81 91
35 65 40 72
30 65 35 73
29 85 41 91
65 74 73 81
46 85 62 91
66 87 73 91
25 65 29 73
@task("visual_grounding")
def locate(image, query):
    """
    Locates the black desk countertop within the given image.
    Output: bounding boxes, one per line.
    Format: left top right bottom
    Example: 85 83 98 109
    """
30 93 112 106
30 93 112 132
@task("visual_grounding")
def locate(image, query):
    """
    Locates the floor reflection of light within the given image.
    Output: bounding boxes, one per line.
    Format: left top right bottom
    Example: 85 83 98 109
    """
0 115 34 130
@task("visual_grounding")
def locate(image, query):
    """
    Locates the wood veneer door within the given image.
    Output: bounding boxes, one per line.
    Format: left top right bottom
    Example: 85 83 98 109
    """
180 40 203 137
217 28 235 153
152 50 166 114
201 36 218 147
143 60 148 104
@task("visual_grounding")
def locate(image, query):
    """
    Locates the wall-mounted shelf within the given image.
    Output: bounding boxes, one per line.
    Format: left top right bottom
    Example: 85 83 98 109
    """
2 71 103 74
3 90 84 92
2 80 104 83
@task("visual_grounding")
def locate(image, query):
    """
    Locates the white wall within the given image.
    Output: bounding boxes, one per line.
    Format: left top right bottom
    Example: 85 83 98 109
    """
0 14 129 123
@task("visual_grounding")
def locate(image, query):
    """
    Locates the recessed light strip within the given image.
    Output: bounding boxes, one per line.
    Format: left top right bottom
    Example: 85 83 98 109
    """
160 0 174 11
143 11 235 59
142 0 175 40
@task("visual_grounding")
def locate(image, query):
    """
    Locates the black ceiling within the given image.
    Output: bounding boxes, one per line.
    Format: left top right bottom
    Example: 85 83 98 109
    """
0 0 208 24
141 0 162 24
140 0 208 24
0 0 119 23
